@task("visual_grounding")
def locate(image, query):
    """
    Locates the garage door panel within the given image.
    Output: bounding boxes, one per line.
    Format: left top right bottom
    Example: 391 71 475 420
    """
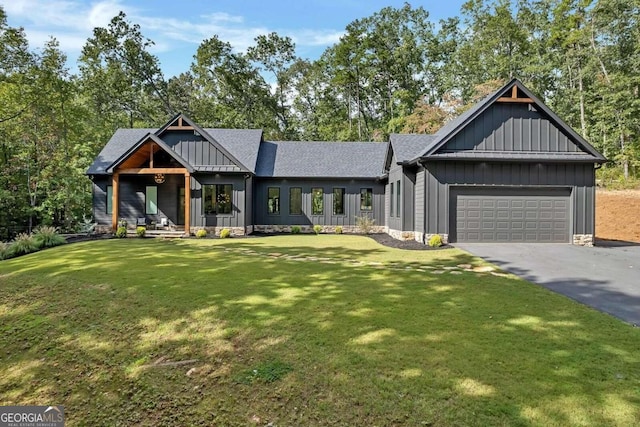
454 188 570 243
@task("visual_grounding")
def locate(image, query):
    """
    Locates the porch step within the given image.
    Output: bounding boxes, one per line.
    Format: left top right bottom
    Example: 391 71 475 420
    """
128 229 187 238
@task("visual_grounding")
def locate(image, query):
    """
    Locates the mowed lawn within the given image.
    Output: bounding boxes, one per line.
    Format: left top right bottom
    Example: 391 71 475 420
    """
0 236 639 426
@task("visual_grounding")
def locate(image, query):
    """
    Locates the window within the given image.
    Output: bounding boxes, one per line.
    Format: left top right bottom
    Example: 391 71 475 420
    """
360 188 372 211
203 184 232 214
312 188 324 215
106 186 113 214
268 187 280 214
146 186 158 214
333 188 345 215
289 187 302 215
390 182 394 217
396 180 401 217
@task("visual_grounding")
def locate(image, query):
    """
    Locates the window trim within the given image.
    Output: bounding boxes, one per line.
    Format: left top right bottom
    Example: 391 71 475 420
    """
267 187 280 215
289 187 303 216
146 185 158 215
202 184 233 216
311 187 324 216
106 185 113 215
396 179 401 218
360 188 373 211
332 187 345 216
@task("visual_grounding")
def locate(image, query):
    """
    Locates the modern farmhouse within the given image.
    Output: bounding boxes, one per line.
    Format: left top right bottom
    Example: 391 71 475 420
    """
87 79 606 245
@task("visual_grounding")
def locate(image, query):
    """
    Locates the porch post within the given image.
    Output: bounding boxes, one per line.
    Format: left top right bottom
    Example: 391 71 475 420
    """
111 172 119 231
184 172 191 236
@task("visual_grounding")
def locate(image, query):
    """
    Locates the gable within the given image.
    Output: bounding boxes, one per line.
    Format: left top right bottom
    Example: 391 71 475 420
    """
161 130 241 170
106 133 193 173
435 102 582 154
420 79 606 163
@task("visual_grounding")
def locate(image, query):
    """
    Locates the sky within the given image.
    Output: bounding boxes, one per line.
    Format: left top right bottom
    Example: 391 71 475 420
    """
2 0 468 78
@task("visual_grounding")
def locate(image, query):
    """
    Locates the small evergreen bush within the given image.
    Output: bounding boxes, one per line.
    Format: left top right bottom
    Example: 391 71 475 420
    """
33 226 66 248
428 234 443 247
291 225 301 234
335 226 343 234
10 233 39 256
115 226 127 238
136 226 146 238
195 229 207 238
313 225 322 235
219 228 231 239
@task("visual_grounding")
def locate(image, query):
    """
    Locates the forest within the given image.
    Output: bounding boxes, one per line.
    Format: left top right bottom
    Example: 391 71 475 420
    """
0 0 638 239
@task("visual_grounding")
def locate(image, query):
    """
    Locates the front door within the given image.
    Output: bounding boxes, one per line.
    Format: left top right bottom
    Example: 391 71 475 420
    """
178 187 185 225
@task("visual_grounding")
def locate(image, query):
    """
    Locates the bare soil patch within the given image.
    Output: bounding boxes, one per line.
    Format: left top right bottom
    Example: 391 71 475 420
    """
596 189 640 242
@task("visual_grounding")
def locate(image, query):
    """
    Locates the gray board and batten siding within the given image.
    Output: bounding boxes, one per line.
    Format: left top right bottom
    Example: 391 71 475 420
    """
421 161 595 242
254 178 385 226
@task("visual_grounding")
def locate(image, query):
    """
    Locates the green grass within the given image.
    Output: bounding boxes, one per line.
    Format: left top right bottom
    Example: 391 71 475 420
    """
0 235 638 426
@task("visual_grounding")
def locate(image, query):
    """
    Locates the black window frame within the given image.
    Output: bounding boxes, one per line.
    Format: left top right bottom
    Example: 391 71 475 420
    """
106 185 113 215
312 187 324 215
203 184 233 215
360 188 373 211
333 187 345 216
390 182 394 217
267 187 280 215
396 179 401 217
289 187 302 215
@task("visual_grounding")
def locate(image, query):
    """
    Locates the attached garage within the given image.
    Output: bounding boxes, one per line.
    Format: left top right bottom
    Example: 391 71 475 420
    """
451 187 571 243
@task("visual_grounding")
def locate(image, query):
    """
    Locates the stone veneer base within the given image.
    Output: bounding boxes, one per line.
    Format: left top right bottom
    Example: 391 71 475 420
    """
573 234 594 247
253 225 387 234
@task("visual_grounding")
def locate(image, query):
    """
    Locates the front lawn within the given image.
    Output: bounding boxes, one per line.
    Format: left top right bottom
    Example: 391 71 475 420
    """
0 236 638 426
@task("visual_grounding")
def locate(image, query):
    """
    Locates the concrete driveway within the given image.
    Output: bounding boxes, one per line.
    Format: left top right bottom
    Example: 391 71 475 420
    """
455 241 640 325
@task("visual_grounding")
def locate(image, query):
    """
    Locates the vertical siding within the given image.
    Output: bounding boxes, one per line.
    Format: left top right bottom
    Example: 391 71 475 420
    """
403 168 416 231
162 131 238 167
439 103 581 153
423 161 595 236
254 178 385 226
92 178 110 225
191 174 246 228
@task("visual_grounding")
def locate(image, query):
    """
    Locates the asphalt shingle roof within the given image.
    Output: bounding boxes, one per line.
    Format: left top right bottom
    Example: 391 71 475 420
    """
389 134 437 163
87 128 153 175
255 141 388 178
87 128 263 174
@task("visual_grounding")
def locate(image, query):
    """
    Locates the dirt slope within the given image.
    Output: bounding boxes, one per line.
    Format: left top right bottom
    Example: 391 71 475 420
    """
596 190 640 242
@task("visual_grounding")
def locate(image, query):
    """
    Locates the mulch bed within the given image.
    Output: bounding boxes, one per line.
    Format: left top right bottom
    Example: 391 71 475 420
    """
366 233 451 250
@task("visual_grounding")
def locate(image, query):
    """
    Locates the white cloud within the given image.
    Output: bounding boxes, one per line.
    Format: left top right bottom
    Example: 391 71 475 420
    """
2 0 344 75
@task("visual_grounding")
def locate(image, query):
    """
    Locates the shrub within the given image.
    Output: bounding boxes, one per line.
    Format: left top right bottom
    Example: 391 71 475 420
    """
291 225 301 234
0 242 10 260
118 218 128 228
136 226 146 238
428 234 443 247
195 229 207 238
220 228 231 239
10 233 39 256
115 226 127 238
33 226 66 248
313 225 322 235
355 215 376 234
335 226 343 234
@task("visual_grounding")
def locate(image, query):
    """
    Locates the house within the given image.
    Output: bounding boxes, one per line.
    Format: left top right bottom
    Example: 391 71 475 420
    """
87 79 606 245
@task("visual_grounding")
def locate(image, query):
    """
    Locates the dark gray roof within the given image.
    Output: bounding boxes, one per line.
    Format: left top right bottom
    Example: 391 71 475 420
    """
389 134 437 163
87 127 262 175
87 129 153 174
205 128 263 172
256 141 388 178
